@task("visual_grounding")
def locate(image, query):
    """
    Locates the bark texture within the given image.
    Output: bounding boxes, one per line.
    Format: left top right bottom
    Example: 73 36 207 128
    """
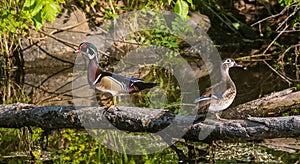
0 88 299 142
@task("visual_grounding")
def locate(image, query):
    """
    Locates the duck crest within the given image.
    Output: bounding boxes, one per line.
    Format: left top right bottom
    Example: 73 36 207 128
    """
75 42 157 108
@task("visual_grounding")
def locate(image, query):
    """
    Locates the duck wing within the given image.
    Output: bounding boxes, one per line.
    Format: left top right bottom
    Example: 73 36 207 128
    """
94 71 156 94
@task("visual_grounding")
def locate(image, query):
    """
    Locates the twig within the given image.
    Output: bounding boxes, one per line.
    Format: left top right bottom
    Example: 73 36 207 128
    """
275 5 299 32
251 9 285 27
39 30 78 48
277 29 300 33
108 0 116 15
279 43 300 61
204 4 237 33
46 28 92 35
235 53 273 61
45 19 89 35
106 38 142 46
35 90 73 105
280 43 300 81
39 30 111 57
263 24 289 54
251 1 300 84
32 81 90 105
260 25 291 83
262 60 292 85
251 1 300 27
37 45 74 65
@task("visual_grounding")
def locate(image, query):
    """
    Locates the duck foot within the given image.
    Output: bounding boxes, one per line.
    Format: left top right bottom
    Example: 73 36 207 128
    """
215 113 228 122
105 105 120 113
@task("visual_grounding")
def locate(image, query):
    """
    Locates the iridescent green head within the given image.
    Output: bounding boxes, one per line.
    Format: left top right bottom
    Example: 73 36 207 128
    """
74 42 99 62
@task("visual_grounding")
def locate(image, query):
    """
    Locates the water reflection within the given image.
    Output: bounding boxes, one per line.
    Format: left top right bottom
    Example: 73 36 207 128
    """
24 66 74 105
0 57 290 107
0 67 26 104
232 62 289 106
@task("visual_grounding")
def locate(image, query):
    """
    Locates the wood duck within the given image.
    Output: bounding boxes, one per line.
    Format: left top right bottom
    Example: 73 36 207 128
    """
74 42 156 109
194 58 243 120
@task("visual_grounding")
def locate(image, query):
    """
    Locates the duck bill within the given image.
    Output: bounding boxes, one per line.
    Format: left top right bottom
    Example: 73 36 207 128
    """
234 62 243 68
74 49 81 53
235 64 243 67
234 62 247 70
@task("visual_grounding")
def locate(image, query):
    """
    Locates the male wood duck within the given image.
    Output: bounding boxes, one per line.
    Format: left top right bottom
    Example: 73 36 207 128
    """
194 58 243 120
74 42 156 109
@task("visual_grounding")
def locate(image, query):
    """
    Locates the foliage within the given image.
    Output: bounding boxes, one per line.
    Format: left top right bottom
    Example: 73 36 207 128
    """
0 127 298 163
0 0 63 104
22 0 63 30
174 0 191 21
278 0 299 6
0 0 64 69
1 0 300 163
263 1 300 83
83 0 193 23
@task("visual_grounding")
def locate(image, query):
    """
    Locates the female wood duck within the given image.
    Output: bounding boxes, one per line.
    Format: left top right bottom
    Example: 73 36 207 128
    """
194 58 243 120
74 42 156 109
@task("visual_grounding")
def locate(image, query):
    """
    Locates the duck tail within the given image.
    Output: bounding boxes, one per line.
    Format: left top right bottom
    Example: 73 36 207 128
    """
143 82 157 89
193 96 211 103
135 82 157 91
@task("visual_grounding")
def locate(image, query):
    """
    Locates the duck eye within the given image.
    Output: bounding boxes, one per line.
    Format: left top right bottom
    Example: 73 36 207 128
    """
226 59 231 63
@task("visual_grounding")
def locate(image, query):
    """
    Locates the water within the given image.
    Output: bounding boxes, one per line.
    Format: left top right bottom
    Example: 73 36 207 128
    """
6 56 289 107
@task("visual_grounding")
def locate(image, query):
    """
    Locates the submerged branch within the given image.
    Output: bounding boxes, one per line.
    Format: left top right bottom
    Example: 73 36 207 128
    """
0 88 299 142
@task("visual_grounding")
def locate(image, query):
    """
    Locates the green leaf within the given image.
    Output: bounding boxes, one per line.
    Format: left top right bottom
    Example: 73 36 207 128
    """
22 0 63 30
162 0 173 5
186 0 195 9
43 2 61 23
278 0 298 6
23 0 35 9
56 0 65 3
32 12 44 30
174 0 189 21
31 0 45 16
232 22 240 30
186 0 193 4
23 0 45 17
296 83 300 90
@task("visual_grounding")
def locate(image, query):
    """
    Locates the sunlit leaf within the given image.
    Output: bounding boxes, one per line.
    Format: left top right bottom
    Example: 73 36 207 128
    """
43 2 61 23
186 0 195 9
30 0 45 17
23 0 35 9
32 12 44 30
174 0 189 21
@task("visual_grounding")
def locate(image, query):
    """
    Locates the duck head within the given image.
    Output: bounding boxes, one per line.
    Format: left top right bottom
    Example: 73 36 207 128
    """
74 42 102 86
74 42 99 62
222 58 243 71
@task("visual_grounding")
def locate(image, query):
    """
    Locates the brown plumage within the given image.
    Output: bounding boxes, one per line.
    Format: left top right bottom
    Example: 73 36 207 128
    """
194 58 243 119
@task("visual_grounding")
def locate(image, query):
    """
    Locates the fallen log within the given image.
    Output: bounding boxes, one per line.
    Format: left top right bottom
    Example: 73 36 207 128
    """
223 87 300 119
0 89 300 141
0 88 299 142
185 116 300 142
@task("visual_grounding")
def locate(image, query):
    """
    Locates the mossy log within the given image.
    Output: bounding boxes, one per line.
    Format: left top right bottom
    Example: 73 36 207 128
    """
0 88 299 142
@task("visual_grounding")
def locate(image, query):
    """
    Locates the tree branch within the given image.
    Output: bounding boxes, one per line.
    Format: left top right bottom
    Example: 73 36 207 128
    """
0 88 299 142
